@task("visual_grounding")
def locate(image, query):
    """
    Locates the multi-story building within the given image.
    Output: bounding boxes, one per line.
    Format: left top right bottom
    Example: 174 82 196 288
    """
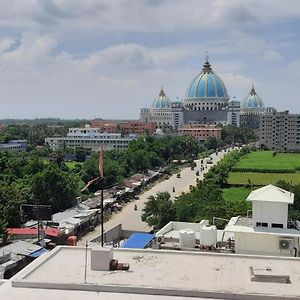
91 119 156 135
0 140 28 152
45 125 137 151
259 110 300 151
141 57 240 130
177 124 221 142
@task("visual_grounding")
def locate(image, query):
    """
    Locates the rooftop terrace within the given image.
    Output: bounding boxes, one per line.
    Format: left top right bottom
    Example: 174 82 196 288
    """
2 246 300 299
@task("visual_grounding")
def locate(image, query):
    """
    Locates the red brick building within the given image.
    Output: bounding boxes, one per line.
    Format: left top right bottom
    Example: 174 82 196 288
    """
91 119 156 135
178 124 221 142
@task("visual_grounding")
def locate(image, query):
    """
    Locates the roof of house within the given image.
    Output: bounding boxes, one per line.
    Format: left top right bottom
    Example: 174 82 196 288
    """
7 228 63 238
246 184 294 204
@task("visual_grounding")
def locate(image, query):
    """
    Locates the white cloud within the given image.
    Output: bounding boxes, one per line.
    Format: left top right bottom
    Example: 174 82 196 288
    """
0 0 299 35
219 72 255 99
0 35 202 118
0 1 299 118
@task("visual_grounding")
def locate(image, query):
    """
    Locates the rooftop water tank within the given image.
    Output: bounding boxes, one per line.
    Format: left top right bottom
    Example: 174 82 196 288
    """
179 229 195 249
200 226 217 246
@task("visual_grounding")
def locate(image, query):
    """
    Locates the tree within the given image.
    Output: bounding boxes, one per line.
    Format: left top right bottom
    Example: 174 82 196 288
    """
142 192 176 229
32 164 79 212
75 147 86 162
131 150 151 173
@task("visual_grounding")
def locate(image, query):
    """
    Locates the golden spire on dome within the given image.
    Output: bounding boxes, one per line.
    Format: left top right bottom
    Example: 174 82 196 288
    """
250 84 256 95
159 86 166 97
202 52 212 73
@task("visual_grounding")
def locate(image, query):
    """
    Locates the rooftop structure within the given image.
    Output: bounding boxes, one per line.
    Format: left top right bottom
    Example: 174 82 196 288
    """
1 245 300 299
224 185 300 257
154 185 300 258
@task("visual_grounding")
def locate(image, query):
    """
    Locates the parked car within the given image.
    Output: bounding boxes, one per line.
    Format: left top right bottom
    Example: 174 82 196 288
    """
177 173 181 178
196 170 200 176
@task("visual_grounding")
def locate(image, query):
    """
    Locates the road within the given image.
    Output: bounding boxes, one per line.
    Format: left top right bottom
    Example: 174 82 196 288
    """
77 148 234 245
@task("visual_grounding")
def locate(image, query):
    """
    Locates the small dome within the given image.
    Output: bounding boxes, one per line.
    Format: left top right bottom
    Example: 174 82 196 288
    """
152 87 171 109
241 86 264 109
186 58 228 99
171 97 183 107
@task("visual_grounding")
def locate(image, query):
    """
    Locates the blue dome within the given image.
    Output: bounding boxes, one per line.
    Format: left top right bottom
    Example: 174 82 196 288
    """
152 88 171 109
171 97 183 107
241 86 264 109
186 60 228 99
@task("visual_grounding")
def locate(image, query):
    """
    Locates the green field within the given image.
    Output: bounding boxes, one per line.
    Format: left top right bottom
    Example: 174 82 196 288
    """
234 151 300 171
228 172 300 185
222 187 251 202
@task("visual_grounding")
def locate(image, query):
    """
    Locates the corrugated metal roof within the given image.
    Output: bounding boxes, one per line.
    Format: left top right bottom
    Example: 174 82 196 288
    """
0 241 43 257
122 233 155 249
7 228 62 237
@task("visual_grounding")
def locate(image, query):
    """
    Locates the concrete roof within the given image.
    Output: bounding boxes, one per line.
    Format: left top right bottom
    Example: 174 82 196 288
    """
3 246 300 299
225 217 300 237
247 184 294 204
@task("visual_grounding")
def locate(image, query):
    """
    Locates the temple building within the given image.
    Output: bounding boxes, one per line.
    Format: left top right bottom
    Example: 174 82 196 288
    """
141 57 240 130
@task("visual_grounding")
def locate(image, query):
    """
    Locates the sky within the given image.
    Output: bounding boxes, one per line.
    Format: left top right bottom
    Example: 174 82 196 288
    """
1 0 300 119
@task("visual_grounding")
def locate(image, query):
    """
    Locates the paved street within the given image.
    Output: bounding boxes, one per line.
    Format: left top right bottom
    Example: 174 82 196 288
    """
77 148 234 245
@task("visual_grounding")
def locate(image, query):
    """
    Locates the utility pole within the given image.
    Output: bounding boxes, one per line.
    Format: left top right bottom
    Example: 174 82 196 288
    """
37 198 40 245
101 180 104 247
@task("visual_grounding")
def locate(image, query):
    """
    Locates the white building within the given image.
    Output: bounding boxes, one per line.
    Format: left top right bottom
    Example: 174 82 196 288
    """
1 245 300 299
0 140 28 152
225 184 300 257
259 110 300 151
45 125 137 151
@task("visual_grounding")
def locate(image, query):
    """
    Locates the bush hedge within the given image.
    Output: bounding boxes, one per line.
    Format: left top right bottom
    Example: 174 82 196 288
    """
231 167 295 174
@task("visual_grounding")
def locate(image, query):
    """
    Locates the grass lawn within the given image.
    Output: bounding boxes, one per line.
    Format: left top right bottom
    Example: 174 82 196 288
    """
65 161 83 169
222 187 251 203
228 171 300 185
234 151 300 171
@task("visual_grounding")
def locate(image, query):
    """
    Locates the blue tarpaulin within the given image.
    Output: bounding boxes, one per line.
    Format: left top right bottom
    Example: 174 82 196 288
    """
122 233 155 249
29 248 49 258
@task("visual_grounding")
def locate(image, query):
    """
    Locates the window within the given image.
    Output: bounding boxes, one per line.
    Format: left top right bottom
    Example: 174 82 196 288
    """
256 222 268 227
272 223 283 228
